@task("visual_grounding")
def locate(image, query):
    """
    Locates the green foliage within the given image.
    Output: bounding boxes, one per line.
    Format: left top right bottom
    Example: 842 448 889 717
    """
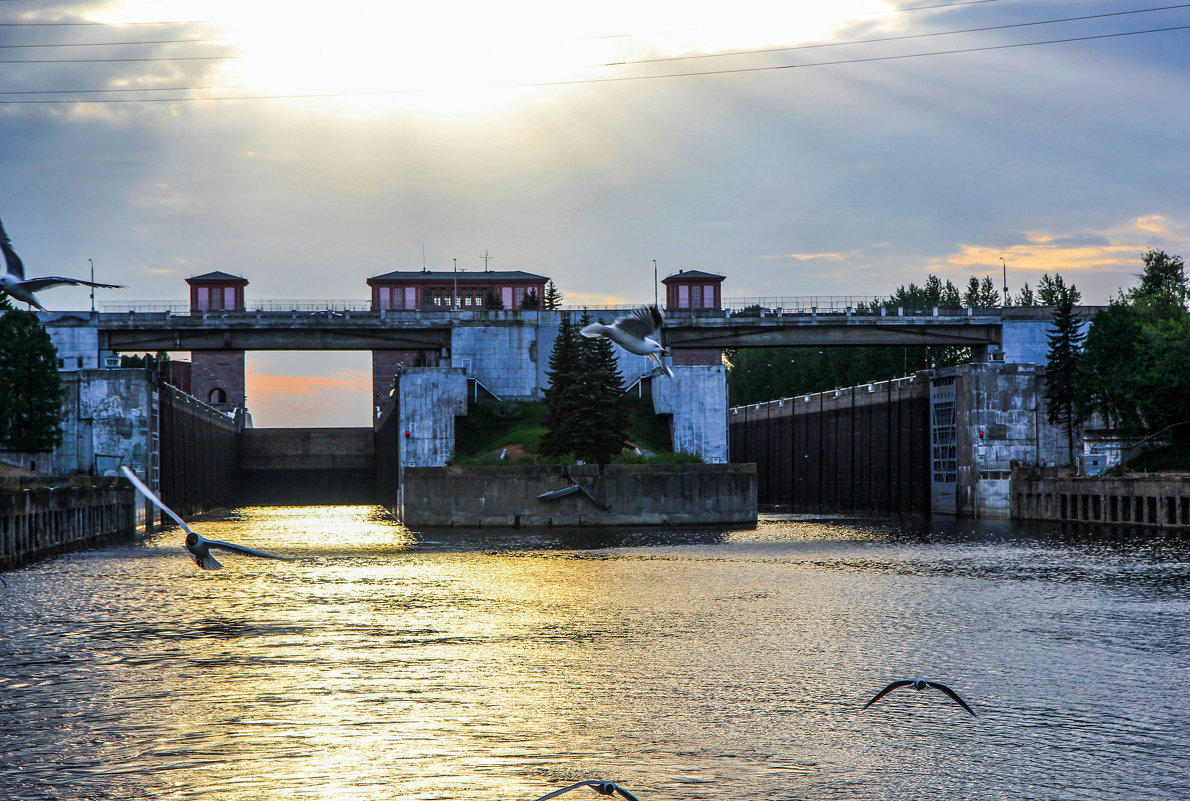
543 280 563 309
1013 283 1038 306
454 400 545 458
541 311 629 463
541 313 581 458
519 289 540 309
962 276 1002 308
1079 250 1190 439
1128 249 1187 317
871 274 963 312
1127 431 1190 472
622 395 671 454
1044 278 1084 465
1037 273 1065 305
483 290 504 309
728 272 986 405
0 310 65 451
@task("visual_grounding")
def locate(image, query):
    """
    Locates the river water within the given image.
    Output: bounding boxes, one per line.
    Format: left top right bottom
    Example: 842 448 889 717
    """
1 507 1188 801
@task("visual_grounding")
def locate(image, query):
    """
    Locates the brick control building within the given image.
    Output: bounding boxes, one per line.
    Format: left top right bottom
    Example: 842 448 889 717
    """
185 271 247 412
662 269 726 365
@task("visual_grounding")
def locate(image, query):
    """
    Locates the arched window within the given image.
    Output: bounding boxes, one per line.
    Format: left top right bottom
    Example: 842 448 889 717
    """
209 387 227 404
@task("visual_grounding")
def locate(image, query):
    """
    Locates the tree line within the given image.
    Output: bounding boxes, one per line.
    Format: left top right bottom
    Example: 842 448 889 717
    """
1045 249 1190 462
0 294 64 452
728 272 1075 405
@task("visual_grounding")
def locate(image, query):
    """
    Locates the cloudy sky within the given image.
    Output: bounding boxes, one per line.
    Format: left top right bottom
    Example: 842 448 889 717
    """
3 0 1189 426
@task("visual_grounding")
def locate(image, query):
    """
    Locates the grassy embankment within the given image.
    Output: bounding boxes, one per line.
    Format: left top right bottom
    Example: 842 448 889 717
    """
453 397 699 465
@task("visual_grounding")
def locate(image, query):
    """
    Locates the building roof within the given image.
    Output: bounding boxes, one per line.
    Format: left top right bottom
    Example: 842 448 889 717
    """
662 269 725 282
368 269 548 283
186 270 248 284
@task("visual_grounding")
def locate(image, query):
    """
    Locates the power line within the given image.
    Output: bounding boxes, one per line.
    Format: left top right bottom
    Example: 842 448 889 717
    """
605 3 1190 66
0 54 225 63
0 37 227 48
0 18 211 26
0 19 1187 103
2 4 1184 66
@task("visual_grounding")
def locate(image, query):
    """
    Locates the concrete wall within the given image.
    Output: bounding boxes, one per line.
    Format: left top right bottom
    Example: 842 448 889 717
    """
1000 309 1093 365
399 464 756 527
651 365 729 463
396 368 468 468
0 477 135 570
946 363 1068 519
43 313 102 370
1012 469 1190 528
239 427 375 504
12 369 158 480
446 311 664 401
241 427 374 470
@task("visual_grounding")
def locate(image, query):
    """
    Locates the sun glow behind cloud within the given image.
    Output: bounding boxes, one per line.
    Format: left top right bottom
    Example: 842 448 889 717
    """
90 0 896 115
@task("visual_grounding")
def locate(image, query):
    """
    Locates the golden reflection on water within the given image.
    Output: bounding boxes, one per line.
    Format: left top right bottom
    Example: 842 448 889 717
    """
2 508 1189 800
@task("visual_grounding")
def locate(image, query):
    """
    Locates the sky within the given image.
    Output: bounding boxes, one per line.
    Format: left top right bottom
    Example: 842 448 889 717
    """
2 0 1189 426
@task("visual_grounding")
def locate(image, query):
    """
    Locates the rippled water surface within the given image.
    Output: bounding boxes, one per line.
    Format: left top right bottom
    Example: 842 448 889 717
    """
2 507 1189 800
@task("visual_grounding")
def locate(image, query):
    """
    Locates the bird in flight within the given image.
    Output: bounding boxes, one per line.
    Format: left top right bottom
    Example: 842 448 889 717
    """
581 304 674 377
120 466 290 570
533 781 641 801
0 217 123 311
863 679 977 717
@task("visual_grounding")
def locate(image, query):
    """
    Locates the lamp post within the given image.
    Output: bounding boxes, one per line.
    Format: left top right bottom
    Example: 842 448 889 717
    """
89 259 95 312
653 259 658 308
453 258 458 310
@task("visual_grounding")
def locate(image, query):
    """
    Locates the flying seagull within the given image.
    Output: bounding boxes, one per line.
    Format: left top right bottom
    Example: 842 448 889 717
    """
863 679 977 717
0 217 124 311
120 466 289 570
533 781 641 801
581 304 674 377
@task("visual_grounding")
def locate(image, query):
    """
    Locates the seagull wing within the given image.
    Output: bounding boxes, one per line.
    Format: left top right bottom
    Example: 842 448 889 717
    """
0 217 26 280
612 305 663 341
194 549 224 570
926 681 977 717
862 680 914 709
204 538 291 561
120 466 195 536
533 781 604 801
20 277 125 293
532 782 639 801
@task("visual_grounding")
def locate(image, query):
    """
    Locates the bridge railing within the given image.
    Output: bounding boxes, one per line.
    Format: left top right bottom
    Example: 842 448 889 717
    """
99 299 1006 318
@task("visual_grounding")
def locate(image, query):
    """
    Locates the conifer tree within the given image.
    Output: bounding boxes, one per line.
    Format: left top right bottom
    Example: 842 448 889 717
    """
568 311 628 463
1013 283 1038 306
0 308 65 451
1044 279 1084 467
962 276 1001 308
543 280 563 309
541 313 581 458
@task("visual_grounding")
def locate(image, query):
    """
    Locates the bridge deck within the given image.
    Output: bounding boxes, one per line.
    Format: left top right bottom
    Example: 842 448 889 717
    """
38 306 1088 351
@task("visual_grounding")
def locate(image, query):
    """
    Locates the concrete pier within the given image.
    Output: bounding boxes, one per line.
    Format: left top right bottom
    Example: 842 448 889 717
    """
398 464 757 527
1013 469 1190 529
0 478 136 570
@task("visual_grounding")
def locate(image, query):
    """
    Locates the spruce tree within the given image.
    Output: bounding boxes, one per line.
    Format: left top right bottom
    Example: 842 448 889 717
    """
543 280 562 309
541 313 580 458
569 311 628 463
1044 279 1084 467
0 309 65 451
